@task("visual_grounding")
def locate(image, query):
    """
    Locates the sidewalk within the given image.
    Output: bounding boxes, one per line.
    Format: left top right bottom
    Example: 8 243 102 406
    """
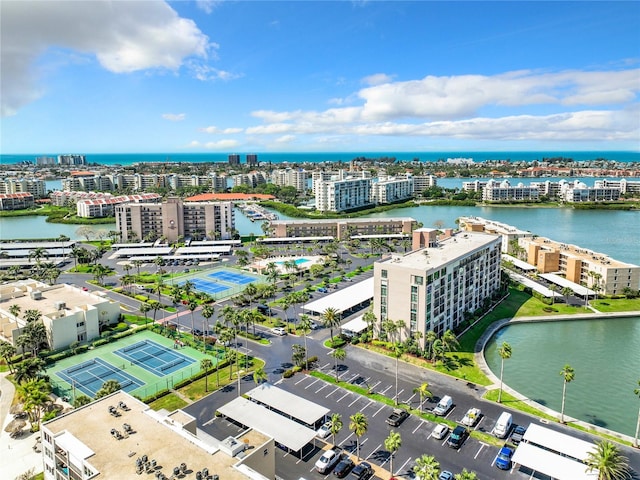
0 372 43 479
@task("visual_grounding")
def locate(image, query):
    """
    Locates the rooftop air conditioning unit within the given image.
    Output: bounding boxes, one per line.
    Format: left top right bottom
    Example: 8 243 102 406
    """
30 291 42 300
219 436 245 456
54 301 66 310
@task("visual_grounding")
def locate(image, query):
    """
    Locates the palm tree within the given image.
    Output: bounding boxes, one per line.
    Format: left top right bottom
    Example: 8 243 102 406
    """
562 286 573 304
413 454 440 480
330 348 346 381
384 430 402 477
413 382 433 412
95 379 122 399
329 413 343 446
9 304 21 320
73 395 92 408
633 379 640 448
560 364 575 423
200 358 213 392
253 366 267 386
17 378 51 429
454 469 478 480
392 343 404 405
187 298 198 337
14 357 46 384
424 330 437 360
139 302 152 327
441 329 460 355
28 246 48 267
549 284 558 304
585 440 630 480
298 314 313 368
497 342 512 403
0 341 17 373
265 262 279 286
321 307 341 343
92 263 110 286
202 303 215 336
349 412 368 460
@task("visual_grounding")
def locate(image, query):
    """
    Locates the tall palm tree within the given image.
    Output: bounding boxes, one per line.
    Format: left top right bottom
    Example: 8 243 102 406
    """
9 304 21 320
562 286 573 304
298 314 313 368
330 348 346 381
497 342 512 403
633 379 640 448
187 299 199 338
321 307 341 343
139 302 152 327
200 358 213 392
349 412 368 460
329 413 343 446
413 382 433 412
549 284 558 304
0 341 17 373
17 378 51 429
265 262 279 286
413 454 440 480
392 343 404 405
202 304 215 335
424 330 437 360
585 440 630 480
96 379 122 399
441 329 460 354
252 366 267 386
384 430 402 477
28 246 48 267
560 364 575 423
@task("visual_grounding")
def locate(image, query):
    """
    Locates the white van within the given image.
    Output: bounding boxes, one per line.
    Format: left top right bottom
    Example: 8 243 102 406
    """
433 395 453 416
494 411 512 438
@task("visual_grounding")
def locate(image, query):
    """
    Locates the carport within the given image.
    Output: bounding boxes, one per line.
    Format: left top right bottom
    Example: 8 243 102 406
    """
174 245 232 256
217 397 317 457
508 272 562 298
245 383 329 429
340 315 368 338
501 254 536 271
302 277 374 317
538 273 596 297
512 424 598 480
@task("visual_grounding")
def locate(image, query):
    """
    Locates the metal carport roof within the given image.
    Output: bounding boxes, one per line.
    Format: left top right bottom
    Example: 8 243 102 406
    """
512 443 598 480
217 397 316 452
302 277 374 316
502 254 536 271
539 273 595 296
245 383 328 426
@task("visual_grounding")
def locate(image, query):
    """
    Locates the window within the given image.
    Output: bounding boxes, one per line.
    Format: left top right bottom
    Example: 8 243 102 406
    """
381 269 388 278
76 321 85 328
412 275 423 285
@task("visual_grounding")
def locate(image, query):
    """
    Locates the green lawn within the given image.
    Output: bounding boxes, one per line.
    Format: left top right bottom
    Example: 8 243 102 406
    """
591 297 640 312
178 358 265 401
148 393 189 411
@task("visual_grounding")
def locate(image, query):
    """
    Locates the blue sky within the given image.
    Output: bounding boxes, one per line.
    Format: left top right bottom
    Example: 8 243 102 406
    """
1 0 639 154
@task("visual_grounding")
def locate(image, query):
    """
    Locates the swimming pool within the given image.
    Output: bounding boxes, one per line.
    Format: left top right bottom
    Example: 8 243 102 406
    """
276 258 310 265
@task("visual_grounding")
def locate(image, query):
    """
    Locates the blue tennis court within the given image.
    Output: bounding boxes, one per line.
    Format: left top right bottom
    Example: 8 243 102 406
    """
55 358 143 398
182 278 230 294
207 270 256 285
113 339 196 377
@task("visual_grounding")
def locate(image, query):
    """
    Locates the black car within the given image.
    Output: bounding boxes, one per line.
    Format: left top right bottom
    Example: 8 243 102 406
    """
447 425 469 449
510 425 527 445
386 408 410 427
350 461 373 479
333 456 355 478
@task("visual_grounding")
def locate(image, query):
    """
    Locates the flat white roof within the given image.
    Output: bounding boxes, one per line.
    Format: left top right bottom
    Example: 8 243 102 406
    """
0 241 76 250
303 277 374 315
502 254 536 271
217 397 316 452
114 247 173 257
175 246 232 254
55 431 95 464
523 423 595 461
513 442 598 480
508 272 562 297
111 242 155 249
351 234 409 239
257 236 334 243
189 240 241 246
341 315 368 334
539 273 595 296
245 383 329 426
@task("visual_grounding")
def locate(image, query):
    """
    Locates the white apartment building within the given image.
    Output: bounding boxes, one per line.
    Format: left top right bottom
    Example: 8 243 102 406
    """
462 180 488 192
233 172 267 189
76 193 161 218
116 197 235 243
41 391 274 480
0 279 120 350
57 154 87 165
315 177 373 212
482 179 540 202
529 180 564 198
374 229 502 344
412 174 438 194
595 178 640 195
457 216 532 255
371 176 414 204
311 170 371 194
270 168 308 192
0 177 47 197
560 180 621 202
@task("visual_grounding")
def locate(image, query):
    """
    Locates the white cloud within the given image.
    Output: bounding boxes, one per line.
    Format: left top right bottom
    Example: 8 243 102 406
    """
199 126 243 134
188 62 242 82
361 73 395 86
186 139 241 149
1 0 210 116
274 135 296 144
196 0 221 14
162 113 186 121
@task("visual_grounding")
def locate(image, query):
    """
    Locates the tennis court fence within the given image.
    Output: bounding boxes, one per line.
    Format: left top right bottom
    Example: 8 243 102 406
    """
123 341 148 352
66 359 96 373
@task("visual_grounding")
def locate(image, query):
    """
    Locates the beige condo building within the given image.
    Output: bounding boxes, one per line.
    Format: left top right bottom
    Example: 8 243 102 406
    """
269 217 417 239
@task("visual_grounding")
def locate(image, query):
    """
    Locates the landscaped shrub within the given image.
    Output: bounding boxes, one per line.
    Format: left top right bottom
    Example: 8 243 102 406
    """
283 369 294 378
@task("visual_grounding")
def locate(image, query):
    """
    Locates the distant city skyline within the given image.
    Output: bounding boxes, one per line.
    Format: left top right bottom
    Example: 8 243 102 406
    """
1 1 639 154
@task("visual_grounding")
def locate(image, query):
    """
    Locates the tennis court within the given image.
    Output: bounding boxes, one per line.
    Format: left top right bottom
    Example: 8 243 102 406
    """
182 278 230 295
207 270 256 285
114 339 196 376
55 358 143 398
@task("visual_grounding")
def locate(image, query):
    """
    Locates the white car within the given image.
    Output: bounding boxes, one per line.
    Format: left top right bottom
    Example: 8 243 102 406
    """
432 423 449 440
271 327 287 336
461 407 481 427
316 421 332 439
315 449 340 473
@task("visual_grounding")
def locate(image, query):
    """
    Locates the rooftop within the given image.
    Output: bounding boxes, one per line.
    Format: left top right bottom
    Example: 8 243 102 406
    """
0 281 108 314
270 217 416 225
184 193 275 201
527 236 637 268
44 391 269 480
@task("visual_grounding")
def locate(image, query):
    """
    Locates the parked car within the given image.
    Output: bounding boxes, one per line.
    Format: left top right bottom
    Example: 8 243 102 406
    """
494 411 513 439
433 395 453 416
317 287 328 293
431 423 449 440
510 425 527 445
316 421 332 439
495 446 514 470
315 449 341 474
447 425 468 449
438 472 454 480
461 407 481 427
271 327 287 336
350 461 373 479
333 456 354 478
386 408 409 427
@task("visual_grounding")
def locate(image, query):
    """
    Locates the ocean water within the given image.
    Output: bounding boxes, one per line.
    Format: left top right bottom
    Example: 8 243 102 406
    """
2 150 639 166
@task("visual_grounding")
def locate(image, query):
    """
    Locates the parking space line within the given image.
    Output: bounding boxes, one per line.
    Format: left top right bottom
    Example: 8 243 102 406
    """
372 404 386 417
474 416 485 430
320 362 331 370
294 376 307 385
379 385 392 395
396 457 412 476
337 391 350 402
305 378 320 389
338 369 352 380
315 384 328 394
412 420 426 434
364 443 382 461
348 396 360 407
325 387 340 398
339 432 354 447
404 393 416 405
369 380 381 391
474 443 486 459
443 406 456 419
342 372 358 382
394 388 405 402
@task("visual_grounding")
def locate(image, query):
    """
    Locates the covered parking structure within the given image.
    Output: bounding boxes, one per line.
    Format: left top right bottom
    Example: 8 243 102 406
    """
245 383 329 429
256 236 334 245
508 272 562 299
302 277 374 318
512 423 598 480
341 315 368 338
217 396 317 456
112 246 173 258
502 254 536 271
174 245 232 257
539 273 595 297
